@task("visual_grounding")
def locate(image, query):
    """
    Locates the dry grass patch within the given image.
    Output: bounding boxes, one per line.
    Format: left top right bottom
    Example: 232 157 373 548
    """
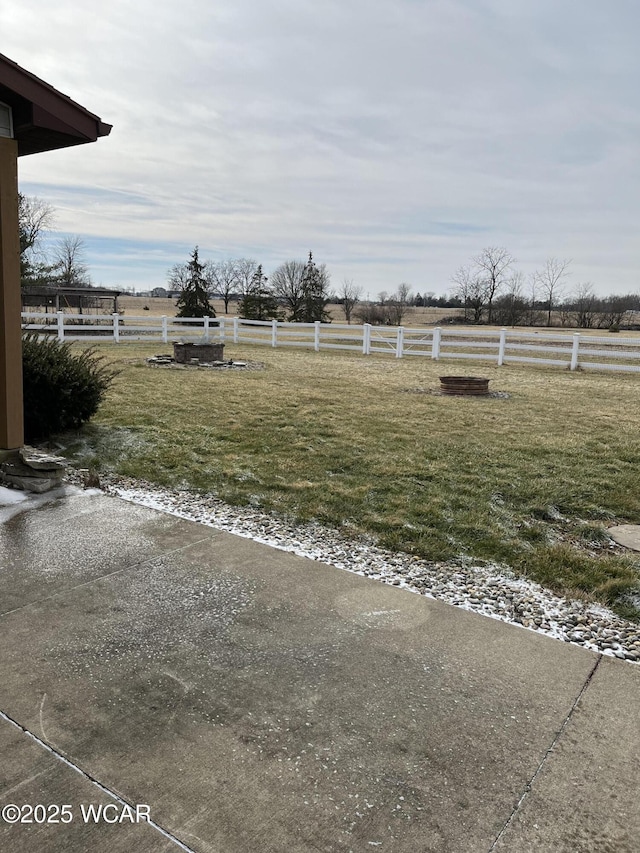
60 342 640 619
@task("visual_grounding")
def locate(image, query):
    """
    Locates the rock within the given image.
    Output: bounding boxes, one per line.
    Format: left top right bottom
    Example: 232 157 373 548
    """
82 469 101 488
19 446 66 471
607 525 640 553
0 446 67 493
0 472 62 493
1 459 64 480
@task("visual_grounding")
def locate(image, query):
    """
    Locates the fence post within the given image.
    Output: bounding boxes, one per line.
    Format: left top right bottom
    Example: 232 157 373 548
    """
396 326 404 358
112 313 120 343
498 328 507 366
57 311 65 342
432 327 441 360
570 333 580 371
233 317 239 343
363 323 371 355
314 321 321 352
203 316 210 341
272 319 278 348
161 315 168 343
219 317 225 343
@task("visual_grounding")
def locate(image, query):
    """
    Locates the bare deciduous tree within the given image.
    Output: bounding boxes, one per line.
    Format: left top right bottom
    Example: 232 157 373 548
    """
452 265 486 323
18 194 55 256
534 258 571 326
18 193 55 283
207 259 239 314
167 262 190 292
270 260 306 321
525 274 543 326
492 270 528 326
597 294 638 329
353 301 388 325
397 282 411 304
53 236 91 288
473 247 514 324
235 258 259 296
450 247 516 325
339 278 362 324
573 283 598 329
386 283 412 325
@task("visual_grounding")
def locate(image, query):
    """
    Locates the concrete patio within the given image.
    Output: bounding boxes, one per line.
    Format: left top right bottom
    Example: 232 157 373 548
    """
0 485 638 852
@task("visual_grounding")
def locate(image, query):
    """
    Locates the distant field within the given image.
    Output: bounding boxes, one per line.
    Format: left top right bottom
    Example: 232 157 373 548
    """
63 342 640 621
118 296 463 326
118 296 640 337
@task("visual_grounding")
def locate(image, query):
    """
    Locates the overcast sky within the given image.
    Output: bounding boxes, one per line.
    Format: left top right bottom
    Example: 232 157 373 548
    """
3 0 639 296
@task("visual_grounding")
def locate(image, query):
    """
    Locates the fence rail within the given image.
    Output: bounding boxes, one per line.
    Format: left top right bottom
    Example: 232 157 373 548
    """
21 311 640 374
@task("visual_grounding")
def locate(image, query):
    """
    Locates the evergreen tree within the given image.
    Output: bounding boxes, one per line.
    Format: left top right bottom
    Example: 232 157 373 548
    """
298 251 331 323
238 265 281 320
175 247 214 318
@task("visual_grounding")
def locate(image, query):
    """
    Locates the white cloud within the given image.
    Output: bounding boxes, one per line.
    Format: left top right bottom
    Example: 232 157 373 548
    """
3 0 640 294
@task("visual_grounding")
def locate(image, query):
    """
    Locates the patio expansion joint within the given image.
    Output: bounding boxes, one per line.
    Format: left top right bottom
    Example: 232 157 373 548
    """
0 533 217 620
486 654 602 852
0 707 198 852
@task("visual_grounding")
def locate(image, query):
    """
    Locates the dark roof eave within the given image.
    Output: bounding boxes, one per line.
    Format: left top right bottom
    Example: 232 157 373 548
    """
0 52 112 156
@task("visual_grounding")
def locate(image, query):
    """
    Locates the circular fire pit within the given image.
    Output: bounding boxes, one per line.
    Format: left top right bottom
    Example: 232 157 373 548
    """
173 341 224 364
439 376 490 396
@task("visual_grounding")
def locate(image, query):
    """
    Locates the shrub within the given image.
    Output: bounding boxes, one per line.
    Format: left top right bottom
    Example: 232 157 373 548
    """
22 333 118 441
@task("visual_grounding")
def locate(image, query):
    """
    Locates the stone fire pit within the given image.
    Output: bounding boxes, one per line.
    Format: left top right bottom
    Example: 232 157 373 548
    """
173 341 224 364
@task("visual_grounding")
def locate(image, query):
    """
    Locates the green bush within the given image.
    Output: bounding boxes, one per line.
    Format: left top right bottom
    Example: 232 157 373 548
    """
22 333 118 442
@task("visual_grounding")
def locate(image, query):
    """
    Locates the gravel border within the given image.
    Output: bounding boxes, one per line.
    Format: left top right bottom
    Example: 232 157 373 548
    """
72 472 640 664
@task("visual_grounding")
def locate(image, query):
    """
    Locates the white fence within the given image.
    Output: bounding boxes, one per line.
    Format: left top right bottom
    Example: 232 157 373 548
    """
21 311 640 374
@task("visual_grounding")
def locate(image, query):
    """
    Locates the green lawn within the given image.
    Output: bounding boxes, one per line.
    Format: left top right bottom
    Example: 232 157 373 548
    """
61 342 640 620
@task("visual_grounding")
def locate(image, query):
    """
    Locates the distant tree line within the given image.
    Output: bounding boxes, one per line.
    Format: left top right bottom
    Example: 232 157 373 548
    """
170 242 638 330
168 250 333 322
450 247 640 329
169 253 440 327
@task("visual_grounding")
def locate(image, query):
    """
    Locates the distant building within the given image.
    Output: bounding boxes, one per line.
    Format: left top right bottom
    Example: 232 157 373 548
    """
21 285 122 314
151 287 168 298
